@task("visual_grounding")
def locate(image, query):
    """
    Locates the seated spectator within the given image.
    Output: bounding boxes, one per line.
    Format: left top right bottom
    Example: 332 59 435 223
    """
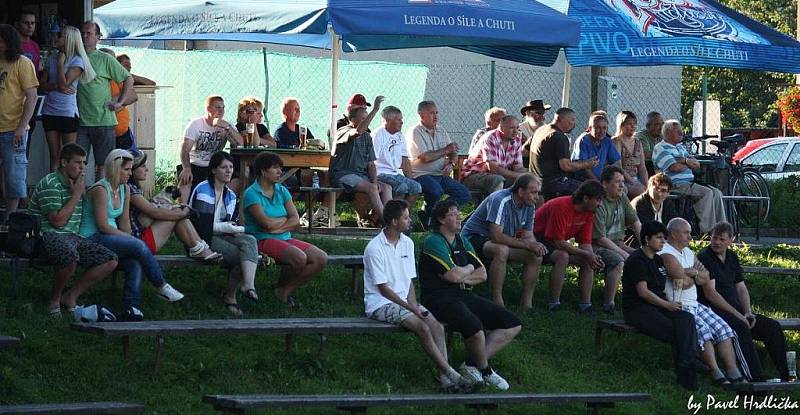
529 107 598 199
660 218 751 385
420 199 522 390
244 151 328 309
363 199 471 393
591 166 642 313
519 100 550 162
631 173 678 224
653 120 725 233
178 95 243 202
274 97 315 149
235 96 276 148
407 100 470 228
698 221 790 382
372 106 421 204
611 111 647 199
0 24 38 223
533 180 606 313
189 151 260 316
461 174 545 309
99 48 136 151
461 115 527 195
40 25 94 172
633 111 664 175
128 151 221 261
572 112 620 181
331 95 391 225
621 220 702 391
28 144 118 317
467 107 506 153
115 54 155 86
80 149 185 321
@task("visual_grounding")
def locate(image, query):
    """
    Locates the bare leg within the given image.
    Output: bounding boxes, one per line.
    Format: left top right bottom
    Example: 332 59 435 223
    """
275 246 327 298
576 260 595 304
46 130 62 172
464 330 489 369
149 220 179 251
60 259 117 308
95 164 104 180
354 180 385 220
482 242 509 306
224 266 242 304
507 247 542 309
48 262 77 309
378 182 393 205
715 339 740 373
484 326 521 360
401 316 452 374
700 340 721 373
179 183 191 204
548 250 570 304
62 132 77 145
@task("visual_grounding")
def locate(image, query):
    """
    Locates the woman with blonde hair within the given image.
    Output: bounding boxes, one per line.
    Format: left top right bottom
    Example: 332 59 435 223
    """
612 111 648 199
80 149 185 321
40 25 96 171
235 97 276 147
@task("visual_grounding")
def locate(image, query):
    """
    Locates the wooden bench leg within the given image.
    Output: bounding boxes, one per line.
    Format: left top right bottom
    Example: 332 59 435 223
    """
587 402 614 415
594 326 603 347
285 333 295 353
306 191 313 234
154 336 165 373
122 336 130 359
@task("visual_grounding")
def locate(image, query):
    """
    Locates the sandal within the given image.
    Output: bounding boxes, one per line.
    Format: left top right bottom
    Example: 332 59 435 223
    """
225 302 243 317
48 307 61 318
241 288 259 302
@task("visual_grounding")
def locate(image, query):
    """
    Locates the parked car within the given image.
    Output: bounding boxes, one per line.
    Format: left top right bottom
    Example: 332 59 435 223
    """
733 137 800 181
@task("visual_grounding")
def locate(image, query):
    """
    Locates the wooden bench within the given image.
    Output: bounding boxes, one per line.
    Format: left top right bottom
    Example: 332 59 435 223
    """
0 402 144 414
595 318 800 347
0 335 20 349
203 392 651 415
740 266 800 276
71 317 401 371
722 380 800 396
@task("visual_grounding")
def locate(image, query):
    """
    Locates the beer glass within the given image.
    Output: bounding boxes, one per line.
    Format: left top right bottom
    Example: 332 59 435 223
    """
245 123 256 148
299 125 307 150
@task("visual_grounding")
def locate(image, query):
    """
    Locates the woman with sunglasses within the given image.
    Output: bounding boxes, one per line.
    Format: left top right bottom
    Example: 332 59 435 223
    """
235 97 276 148
79 149 185 321
127 150 221 261
40 25 96 172
189 151 260 316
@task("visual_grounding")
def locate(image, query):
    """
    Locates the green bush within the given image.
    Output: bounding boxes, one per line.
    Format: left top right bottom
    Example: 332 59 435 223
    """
764 176 800 229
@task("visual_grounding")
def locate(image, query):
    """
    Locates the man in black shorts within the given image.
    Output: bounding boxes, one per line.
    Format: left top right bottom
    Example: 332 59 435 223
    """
420 199 522 391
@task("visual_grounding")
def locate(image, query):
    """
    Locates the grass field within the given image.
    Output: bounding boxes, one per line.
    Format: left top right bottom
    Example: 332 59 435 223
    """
1 235 799 414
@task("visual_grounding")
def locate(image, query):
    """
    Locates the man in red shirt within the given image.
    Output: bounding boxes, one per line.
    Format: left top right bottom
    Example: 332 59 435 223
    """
534 180 606 313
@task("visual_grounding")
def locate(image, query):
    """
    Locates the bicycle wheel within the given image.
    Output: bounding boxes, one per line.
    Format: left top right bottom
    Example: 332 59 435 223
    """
730 170 770 226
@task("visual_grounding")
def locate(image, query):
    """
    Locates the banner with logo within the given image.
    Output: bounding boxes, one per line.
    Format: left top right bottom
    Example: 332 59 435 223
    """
564 0 800 73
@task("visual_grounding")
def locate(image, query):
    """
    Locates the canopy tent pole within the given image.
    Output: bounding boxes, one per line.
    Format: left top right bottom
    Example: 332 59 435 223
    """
330 27 341 155
561 59 571 108
702 68 708 153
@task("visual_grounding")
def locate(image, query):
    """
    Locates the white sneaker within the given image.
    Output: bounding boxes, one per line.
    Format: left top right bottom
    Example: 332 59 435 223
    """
158 283 185 302
458 362 484 387
483 369 510 391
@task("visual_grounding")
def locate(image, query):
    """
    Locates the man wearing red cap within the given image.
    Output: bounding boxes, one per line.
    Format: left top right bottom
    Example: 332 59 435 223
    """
336 93 373 132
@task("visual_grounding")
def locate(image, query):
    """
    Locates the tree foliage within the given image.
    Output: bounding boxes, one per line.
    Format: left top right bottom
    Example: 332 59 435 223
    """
681 0 798 129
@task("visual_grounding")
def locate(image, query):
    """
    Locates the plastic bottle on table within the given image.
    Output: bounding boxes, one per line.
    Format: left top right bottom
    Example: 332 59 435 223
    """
312 171 320 189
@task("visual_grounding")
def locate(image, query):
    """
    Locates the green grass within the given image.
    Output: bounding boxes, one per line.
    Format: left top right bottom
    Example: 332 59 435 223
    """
1 236 799 414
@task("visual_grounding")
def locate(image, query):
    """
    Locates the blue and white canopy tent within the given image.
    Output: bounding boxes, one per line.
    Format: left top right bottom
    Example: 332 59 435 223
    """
94 0 581 145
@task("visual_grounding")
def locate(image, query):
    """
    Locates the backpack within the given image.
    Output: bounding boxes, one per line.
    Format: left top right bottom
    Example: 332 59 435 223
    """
5 211 42 258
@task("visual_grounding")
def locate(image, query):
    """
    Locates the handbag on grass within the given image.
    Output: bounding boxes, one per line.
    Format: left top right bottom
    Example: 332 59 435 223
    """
5 211 42 258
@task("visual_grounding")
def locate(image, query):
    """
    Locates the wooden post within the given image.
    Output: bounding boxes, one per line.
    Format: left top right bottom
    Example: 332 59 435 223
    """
154 336 165 373
285 333 296 352
122 336 130 359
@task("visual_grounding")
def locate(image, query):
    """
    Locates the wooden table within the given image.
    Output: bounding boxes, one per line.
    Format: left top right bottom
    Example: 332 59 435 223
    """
230 147 337 227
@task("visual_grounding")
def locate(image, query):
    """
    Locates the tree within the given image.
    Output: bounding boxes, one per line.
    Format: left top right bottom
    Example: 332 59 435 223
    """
681 0 798 129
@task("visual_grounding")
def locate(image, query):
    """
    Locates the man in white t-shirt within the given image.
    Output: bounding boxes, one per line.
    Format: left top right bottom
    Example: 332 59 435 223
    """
178 95 243 202
372 106 422 205
363 200 471 393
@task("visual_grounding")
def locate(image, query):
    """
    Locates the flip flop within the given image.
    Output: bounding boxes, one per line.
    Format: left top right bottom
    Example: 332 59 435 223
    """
48 307 61 318
241 288 259 302
225 302 243 317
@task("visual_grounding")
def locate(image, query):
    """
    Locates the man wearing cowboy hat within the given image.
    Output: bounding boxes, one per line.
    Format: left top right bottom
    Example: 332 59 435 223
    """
520 100 551 166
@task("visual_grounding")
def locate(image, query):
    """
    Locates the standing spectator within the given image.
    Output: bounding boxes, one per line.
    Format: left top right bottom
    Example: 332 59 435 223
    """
189 151 260 316
461 115 527 195
127 151 221 261
363 200 470 393
467 107 506 153
14 11 40 158
634 111 664 175
698 221 790 382
40 25 95 172
77 21 135 179
244 151 328 309
115 54 155 86
331 95 391 225
572 112 620 181
80 149 185 320
235 97 275 148
591 166 642 314
28 144 118 317
178 95 243 202
461 174 546 310
0 24 38 223
611 111 647 199
519 99 550 164
653 120 725 234
371 106 421 205
407 100 470 227
98 47 136 151
529 107 598 199
621 220 702 391
420 199 522 391
533 180 606 313
631 173 678 224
